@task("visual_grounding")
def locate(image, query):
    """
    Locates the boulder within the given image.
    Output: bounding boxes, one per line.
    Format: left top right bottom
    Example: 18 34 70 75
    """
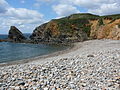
0 39 7 42
8 26 26 42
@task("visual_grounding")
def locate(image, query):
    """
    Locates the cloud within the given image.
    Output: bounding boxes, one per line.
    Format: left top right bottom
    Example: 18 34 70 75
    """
51 0 120 16
52 4 80 16
5 8 43 20
0 0 9 13
88 3 120 15
0 0 44 34
66 0 117 8
66 0 120 15
34 0 120 16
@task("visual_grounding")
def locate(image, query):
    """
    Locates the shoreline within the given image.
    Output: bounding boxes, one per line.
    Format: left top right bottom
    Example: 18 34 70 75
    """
0 39 118 67
0 42 75 67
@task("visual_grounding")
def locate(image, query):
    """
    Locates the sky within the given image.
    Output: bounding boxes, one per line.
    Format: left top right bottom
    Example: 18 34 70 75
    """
0 0 120 34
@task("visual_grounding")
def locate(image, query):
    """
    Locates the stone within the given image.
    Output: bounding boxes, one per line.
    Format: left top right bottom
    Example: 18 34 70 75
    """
24 83 29 87
18 81 25 86
8 26 26 42
32 86 38 89
51 87 56 90
44 87 49 90
0 83 7 87
12 78 16 81
87 54 94 57
14 86 20 90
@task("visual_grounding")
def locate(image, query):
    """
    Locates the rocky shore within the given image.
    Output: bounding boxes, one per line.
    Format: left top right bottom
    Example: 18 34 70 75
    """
0 40 120 89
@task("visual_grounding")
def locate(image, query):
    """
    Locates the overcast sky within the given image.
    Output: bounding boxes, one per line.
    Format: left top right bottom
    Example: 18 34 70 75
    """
0 0 120 34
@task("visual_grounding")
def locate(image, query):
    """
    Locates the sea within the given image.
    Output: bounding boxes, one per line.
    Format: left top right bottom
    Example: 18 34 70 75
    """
0 34 68 63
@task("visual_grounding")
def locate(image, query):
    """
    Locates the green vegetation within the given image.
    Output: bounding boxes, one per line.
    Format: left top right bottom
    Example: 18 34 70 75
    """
98 18 104 26
118 24 120 28
68 13 100 20
83 26 91 36
101 14 120 19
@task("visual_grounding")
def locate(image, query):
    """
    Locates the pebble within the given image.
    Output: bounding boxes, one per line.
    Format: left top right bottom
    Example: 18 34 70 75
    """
14 86 20 90
87 54 94 57
18 81 25 86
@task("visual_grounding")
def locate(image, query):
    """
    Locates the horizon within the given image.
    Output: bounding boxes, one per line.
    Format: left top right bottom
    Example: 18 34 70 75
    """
0 0 120 34
0 33 32 35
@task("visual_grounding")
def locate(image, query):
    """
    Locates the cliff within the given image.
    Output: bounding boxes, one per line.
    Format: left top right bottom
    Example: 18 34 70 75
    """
30 13 120 43
90 15 120 40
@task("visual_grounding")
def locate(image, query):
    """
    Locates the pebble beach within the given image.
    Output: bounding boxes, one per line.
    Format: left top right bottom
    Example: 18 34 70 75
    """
0 40 120 90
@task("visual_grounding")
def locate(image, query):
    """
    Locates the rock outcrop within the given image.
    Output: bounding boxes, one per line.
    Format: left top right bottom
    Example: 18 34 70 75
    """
8 26 26 42
30 13 120 43
90 18 120 40
30 21 88 43
30 13 98 43
0 39 6 42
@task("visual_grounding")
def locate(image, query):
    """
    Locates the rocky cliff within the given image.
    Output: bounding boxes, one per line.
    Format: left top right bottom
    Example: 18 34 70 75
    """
30 13 120 43
90 16 120 40
30 13 98 43
29 13 119 43
8 26 26 42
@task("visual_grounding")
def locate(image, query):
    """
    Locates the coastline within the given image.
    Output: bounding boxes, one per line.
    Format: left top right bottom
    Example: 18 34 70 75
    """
0 43 75 67
0 39 119 67
0 39 120 89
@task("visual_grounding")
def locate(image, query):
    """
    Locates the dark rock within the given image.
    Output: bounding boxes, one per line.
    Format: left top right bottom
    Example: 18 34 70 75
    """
62 68 66 70
30 20 88 44
0 39 7 42
33 79 38 82
0 83 7 87
87 54 94 57
8 26 26 42
18 81 25 86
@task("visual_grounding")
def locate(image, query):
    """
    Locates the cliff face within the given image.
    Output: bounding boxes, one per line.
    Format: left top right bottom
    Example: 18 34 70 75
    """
90 19 120 40
30 20 88 43
30 13 120 43
8 26 26 42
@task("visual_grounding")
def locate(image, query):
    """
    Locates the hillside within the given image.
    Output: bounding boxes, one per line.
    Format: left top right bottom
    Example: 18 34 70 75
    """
30 13 120 43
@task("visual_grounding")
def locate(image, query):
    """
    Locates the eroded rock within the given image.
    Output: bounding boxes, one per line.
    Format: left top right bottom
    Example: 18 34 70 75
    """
8 26 26 42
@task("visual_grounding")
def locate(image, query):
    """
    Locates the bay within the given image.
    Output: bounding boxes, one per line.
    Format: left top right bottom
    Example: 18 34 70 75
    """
0 34 68 63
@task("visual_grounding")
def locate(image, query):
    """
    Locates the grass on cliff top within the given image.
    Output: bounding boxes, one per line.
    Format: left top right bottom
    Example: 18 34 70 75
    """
68 13 100 20
68 13 120 19
52 13 120 22
52 13 120 27
101 14 120 19
52 13 100 21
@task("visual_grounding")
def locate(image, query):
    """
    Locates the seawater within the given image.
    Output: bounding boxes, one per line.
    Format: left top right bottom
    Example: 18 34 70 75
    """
0 34 68 63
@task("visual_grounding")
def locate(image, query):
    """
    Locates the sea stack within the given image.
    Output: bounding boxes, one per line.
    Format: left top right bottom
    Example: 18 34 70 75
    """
8 26 26 42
